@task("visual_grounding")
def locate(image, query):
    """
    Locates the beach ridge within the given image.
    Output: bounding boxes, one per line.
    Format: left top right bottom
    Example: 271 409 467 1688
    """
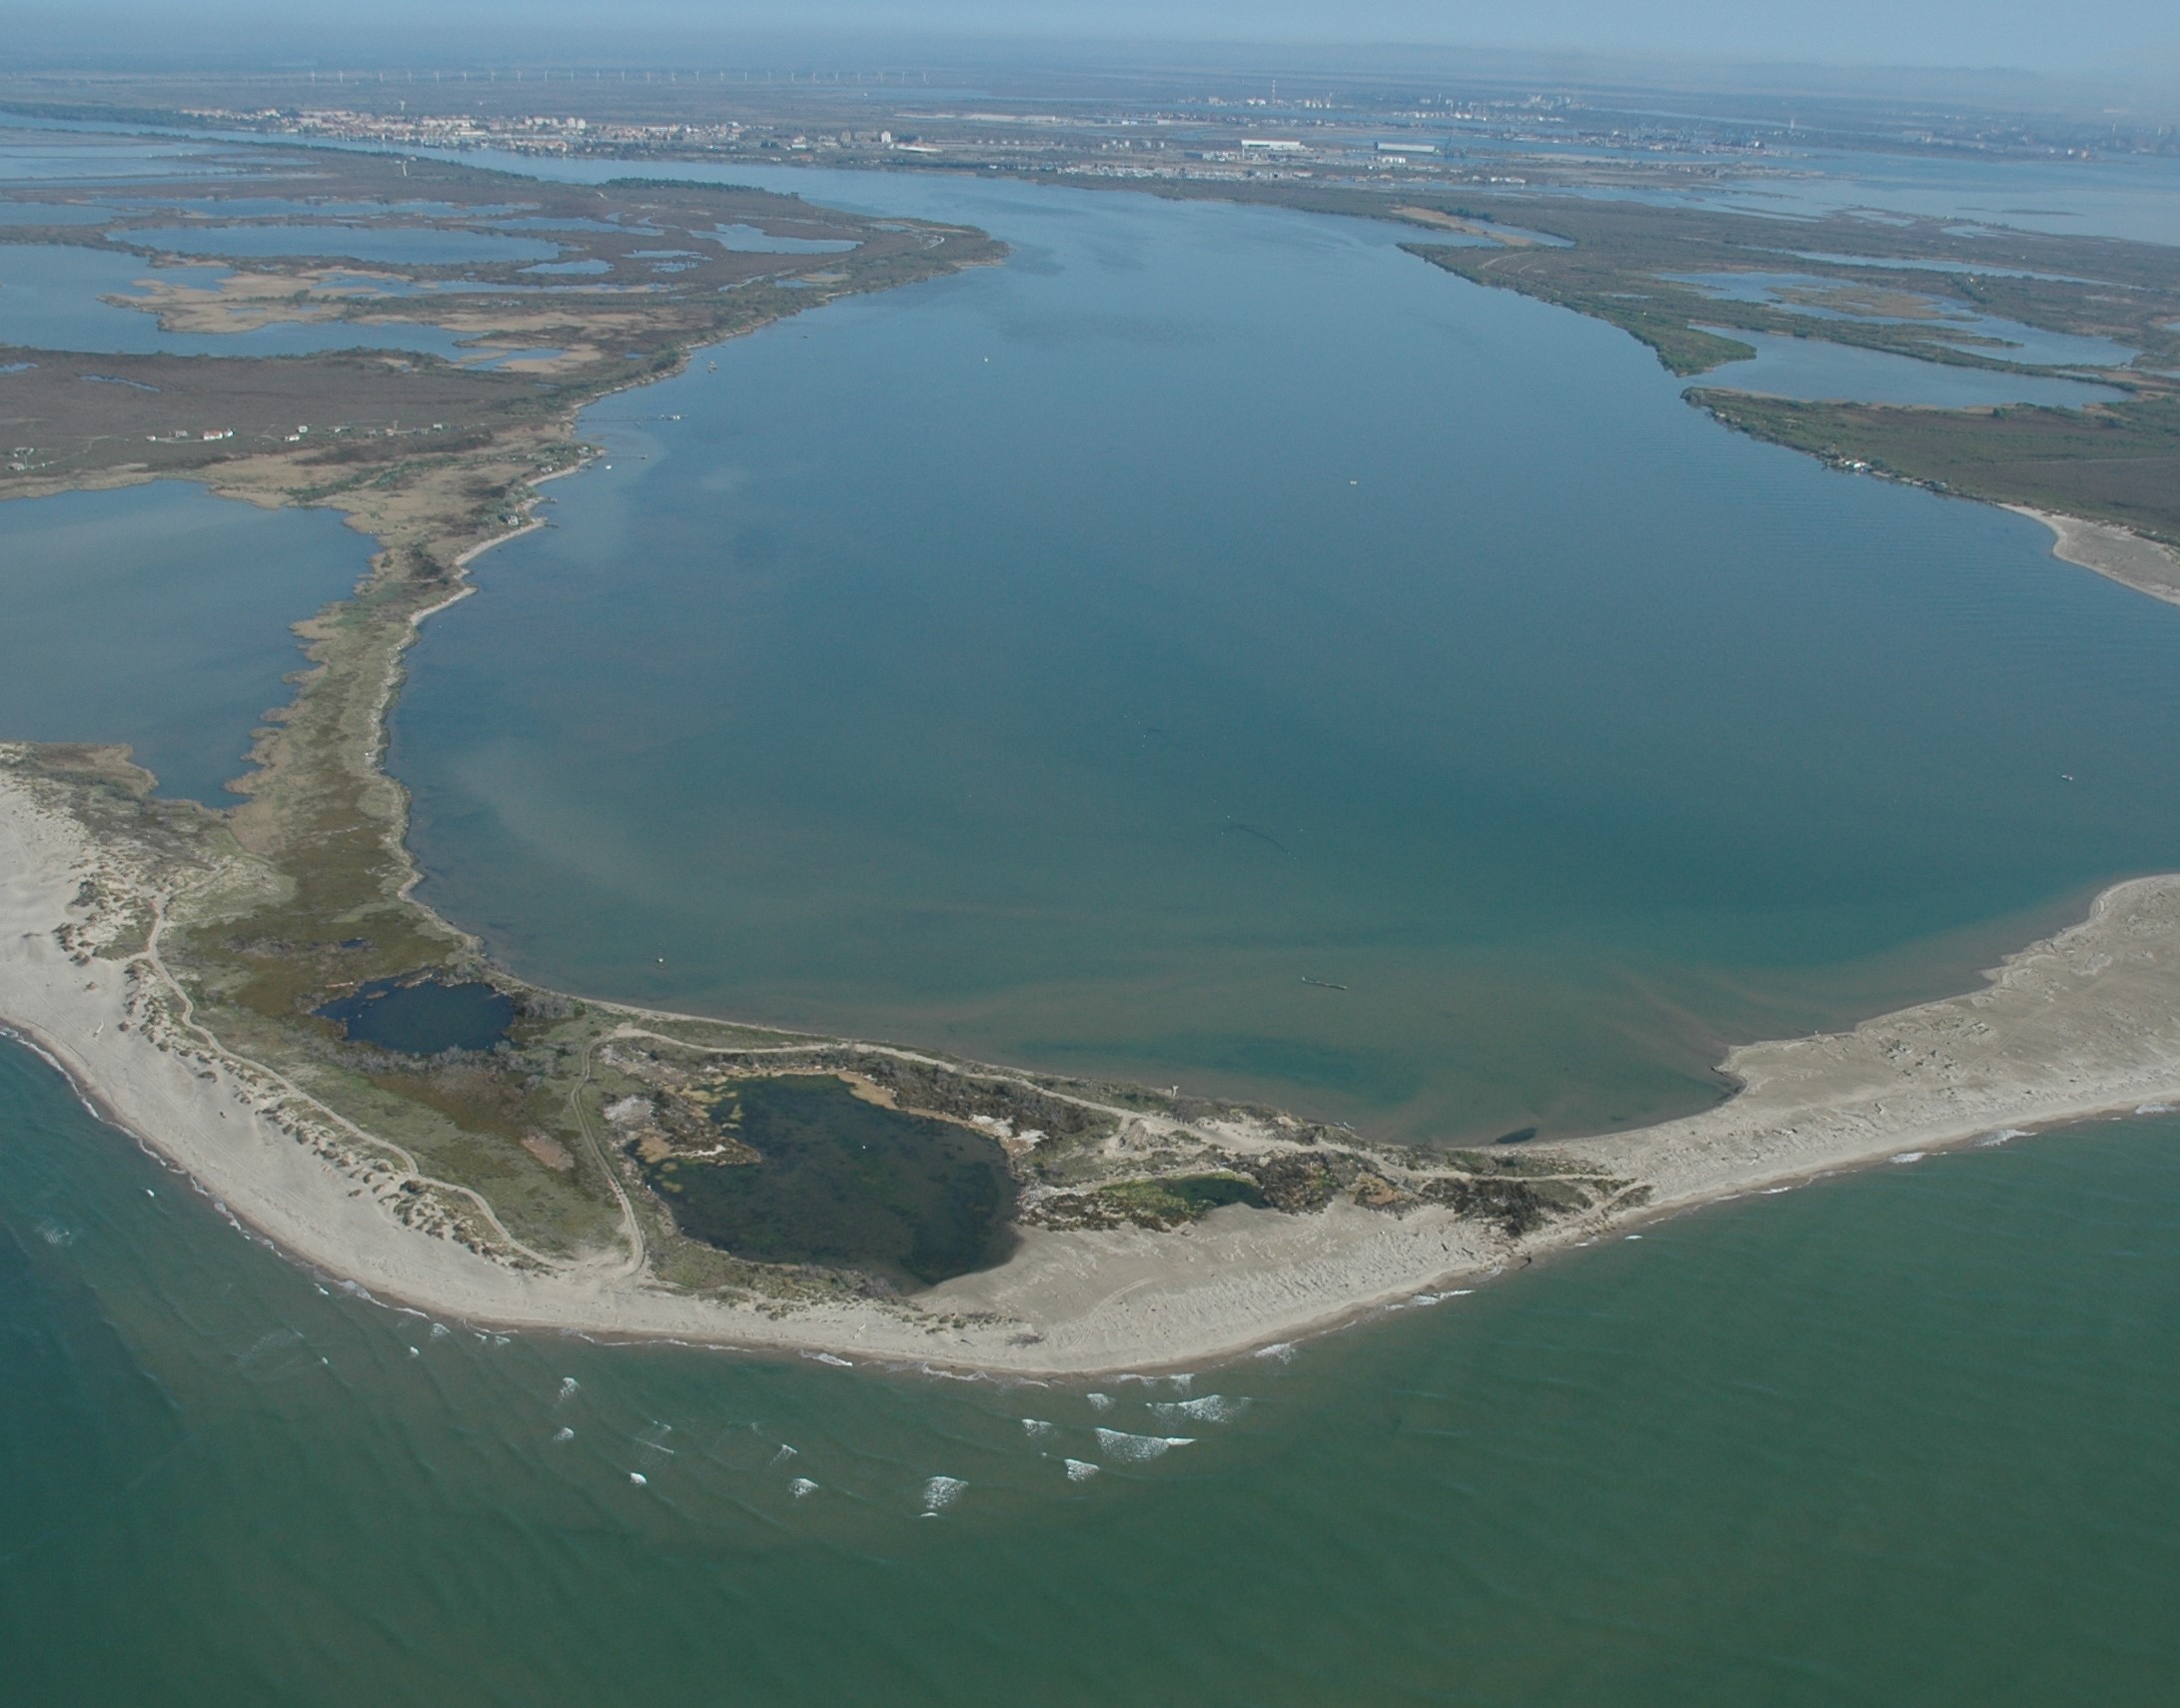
10 768 2180 1376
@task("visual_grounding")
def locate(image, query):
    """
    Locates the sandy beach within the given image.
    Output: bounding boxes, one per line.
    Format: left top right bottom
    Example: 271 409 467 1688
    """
9 768 2180 1376
2010 505 2180 607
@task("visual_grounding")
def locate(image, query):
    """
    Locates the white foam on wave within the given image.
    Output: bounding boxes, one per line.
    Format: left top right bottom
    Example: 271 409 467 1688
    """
1064 1458 1100 1482
1094 1428 1195 1463
1086 1391 1115 1411
2135 1103 2174 1116
430 1321 451 1339
921 1474 967 1514
1021 1417 1055 1439
1977 1128 2032 1147
802 1350 853 1367
1168 1373 1194 1393
35 1221 74 1248
1889 1152 1926 1165
552 1426 574 1443
769 1443 798 1466
1148 1393 1248 1425
1253 1342 1296 1363
556 1376 579 1402
789 1477 819 1500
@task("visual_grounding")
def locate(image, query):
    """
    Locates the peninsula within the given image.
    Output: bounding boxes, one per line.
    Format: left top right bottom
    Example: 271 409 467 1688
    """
8 128 2180 1375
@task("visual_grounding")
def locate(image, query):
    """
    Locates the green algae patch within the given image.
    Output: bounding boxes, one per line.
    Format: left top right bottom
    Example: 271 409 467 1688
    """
642 1075 1019 1289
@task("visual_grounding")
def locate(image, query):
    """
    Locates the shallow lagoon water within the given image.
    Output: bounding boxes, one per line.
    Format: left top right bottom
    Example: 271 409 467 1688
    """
1668 270 2140 369
0 481 370 801
396 167 2180 1142
1698 331 2126 407
0 243 485 362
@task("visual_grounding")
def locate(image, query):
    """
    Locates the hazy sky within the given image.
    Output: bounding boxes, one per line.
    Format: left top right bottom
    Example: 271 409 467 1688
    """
14 0 2180 77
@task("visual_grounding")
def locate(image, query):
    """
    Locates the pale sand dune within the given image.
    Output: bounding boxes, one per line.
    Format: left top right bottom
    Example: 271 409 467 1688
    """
8 773 2180 1375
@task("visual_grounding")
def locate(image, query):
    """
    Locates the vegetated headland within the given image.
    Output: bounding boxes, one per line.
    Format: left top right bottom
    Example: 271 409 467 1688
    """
7 123 2180 1375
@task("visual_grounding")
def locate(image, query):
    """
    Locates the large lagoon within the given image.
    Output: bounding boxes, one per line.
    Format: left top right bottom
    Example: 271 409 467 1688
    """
397 168 2180 1141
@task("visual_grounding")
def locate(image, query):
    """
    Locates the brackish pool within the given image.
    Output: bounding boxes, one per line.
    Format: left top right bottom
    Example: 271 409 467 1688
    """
316 979 514 1056
646 1075 1017 1287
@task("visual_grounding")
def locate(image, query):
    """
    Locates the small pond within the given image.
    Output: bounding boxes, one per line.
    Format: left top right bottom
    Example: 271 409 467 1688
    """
644 1075 1018 1288
317 979 515 1055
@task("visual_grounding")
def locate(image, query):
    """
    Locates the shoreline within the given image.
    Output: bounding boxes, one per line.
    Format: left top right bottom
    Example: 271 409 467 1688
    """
10 772 2180 1376
2006 505 2180 608
4 142 2178 1375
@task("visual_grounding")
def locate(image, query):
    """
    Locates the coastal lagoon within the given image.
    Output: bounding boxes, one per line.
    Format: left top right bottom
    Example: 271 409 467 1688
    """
0 480 369 801
397 168 2180 1142
5 134 2180 1704
0 243 512 362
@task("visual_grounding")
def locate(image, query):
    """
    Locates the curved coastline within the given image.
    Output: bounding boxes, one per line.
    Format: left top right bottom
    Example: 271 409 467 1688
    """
9 767 2180 1375
6 149 2180 1375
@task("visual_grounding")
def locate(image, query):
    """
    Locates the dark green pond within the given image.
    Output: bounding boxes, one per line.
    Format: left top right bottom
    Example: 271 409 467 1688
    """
315 979 514 1056
645 1075 1018 1288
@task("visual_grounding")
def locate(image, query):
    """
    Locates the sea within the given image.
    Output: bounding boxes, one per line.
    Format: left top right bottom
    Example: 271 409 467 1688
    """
2 129 2177 1701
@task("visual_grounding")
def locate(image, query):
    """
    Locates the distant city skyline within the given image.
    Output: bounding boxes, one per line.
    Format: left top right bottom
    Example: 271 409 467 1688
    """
10 0 2180 81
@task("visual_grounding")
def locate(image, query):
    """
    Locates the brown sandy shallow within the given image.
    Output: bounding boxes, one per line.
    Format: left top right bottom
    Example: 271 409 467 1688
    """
8 774 2180 1375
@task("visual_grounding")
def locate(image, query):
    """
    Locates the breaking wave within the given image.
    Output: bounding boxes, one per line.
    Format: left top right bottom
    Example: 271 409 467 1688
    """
1094 1428 1195 1463
921 1475 967 1514
1147 1393 1248 1425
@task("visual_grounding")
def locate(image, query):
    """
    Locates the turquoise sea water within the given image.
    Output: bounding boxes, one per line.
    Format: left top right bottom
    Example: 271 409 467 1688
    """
395 169 2180 1141
3 1035 2174 1704
6 135 2180 1702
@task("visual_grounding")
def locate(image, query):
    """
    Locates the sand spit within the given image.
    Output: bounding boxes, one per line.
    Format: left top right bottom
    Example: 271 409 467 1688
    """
2010 506 2180 608
8 773 2180 1375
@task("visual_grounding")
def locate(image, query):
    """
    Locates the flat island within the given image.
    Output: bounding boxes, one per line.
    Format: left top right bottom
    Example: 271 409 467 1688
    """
8 129 2180 1373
